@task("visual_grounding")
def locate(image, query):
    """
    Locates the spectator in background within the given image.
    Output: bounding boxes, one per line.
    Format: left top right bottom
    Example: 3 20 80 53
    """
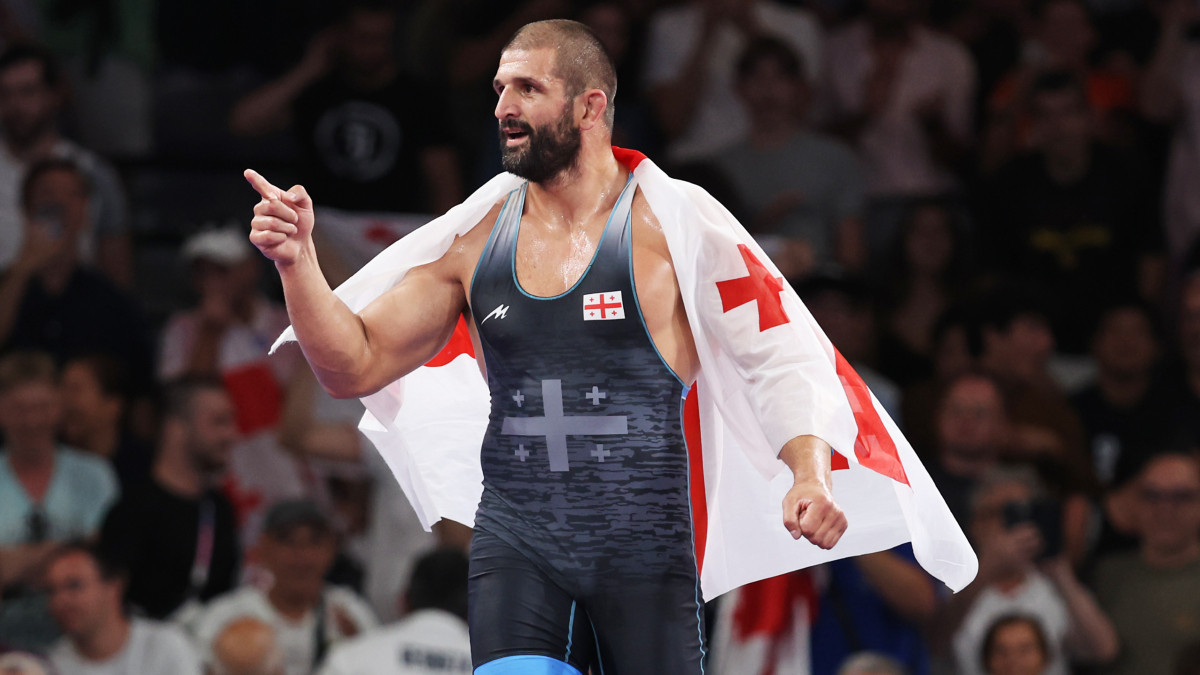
982 614 1052 675
714 36 867 280
934 466 1118 675
98 378 241 622
0 45 132 287
643 0 824 163
579 1 660 156
979 0 1137 172
194 499 377 675
1093 451 1200 675
1139 0 1200 268
977 71 1163 353
58 354 153 492
229 0 463 216
1070 300 1172 492
925 371 1010 526
210 617 286 675
899 305 983 459
45 543 202 675
876 198 973 389
316 548 471 675
0 351 118 650
159 227 310 549
0 652 51 675
0 158 154 389
820 0 975 227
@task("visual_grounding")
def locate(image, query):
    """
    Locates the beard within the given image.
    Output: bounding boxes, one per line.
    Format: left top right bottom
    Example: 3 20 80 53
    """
498 103 582 184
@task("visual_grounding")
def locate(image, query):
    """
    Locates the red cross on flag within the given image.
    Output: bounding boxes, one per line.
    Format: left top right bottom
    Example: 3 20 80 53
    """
583 291 625 321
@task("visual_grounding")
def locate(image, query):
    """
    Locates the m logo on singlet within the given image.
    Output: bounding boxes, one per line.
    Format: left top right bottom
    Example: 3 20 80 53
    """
482 304 510 324
501 379 628 471
583 291 625 321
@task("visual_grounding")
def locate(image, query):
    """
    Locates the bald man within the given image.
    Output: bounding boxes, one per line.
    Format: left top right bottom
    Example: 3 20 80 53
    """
246 19 848 674
210 618 284 675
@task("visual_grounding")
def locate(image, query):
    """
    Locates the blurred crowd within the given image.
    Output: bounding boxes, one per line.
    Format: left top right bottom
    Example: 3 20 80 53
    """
0 0 1199 673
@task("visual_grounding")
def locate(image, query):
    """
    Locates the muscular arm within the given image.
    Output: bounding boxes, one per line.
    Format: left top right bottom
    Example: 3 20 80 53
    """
245 170 470 399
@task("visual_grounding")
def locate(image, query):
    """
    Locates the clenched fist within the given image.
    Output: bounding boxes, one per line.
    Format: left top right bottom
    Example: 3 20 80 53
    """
244 169 315 266
782 479 847 550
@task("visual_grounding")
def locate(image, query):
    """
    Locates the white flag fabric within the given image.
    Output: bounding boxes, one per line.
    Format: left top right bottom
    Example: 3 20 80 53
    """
272 148 977 600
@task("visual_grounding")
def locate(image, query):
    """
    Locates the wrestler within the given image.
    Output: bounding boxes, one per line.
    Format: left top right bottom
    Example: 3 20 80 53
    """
245 19 845 673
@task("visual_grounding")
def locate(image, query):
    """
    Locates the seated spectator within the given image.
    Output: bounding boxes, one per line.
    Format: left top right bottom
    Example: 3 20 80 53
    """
159 227 310 550
876 197 973 389
714 36 866 279
228 1 462 215
58 354 153 492
976 71 1162 353
925 371 1010 526
194 499 377 675
982 614 1052 675
643 0 824 163
979 0 1137 172
0 351 118 650
98 377 241 622
837 652 907 675
899 305 983 459
1071 300 1171 492
211 617 285 675
1092 451 1200 675
975 291 1096 521
935 466 1118 675
0 157 154 389
316 548 471 675
0 45 132 286
45 542 202 675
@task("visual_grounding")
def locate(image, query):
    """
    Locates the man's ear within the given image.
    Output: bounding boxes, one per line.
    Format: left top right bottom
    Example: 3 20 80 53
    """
578 89 609 131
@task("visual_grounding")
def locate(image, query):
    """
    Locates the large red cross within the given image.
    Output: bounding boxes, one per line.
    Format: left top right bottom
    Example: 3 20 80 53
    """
716 244 790 332
585 294 622 318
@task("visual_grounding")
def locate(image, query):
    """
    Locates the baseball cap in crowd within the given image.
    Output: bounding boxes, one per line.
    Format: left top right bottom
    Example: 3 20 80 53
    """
181 226 252 266
261 499 333 539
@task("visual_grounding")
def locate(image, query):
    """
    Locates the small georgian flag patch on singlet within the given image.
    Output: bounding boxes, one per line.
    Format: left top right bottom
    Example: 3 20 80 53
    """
583 291 625 321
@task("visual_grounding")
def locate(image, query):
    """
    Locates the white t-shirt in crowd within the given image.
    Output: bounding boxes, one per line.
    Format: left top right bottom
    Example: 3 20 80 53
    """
316 609 471 675
49 617 202 675
643 0 823 163
953 571 1071 675
194 585 378 675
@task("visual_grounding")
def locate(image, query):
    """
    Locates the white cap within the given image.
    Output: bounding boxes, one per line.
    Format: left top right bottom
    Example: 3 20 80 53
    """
181 226 252 266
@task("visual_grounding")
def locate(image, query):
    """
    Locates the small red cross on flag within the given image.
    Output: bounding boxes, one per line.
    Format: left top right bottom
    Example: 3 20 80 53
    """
583 291 625 321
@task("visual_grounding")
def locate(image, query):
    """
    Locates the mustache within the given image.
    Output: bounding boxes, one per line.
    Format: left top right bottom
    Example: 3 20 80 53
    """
499 120 533 134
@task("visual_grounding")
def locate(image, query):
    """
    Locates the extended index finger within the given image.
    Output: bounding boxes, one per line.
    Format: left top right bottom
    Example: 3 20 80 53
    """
244 169 283 201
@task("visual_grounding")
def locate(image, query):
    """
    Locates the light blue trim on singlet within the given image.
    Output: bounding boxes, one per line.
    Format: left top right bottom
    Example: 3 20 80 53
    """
680 399 709 674
511 174 636 301
592 631 606 675
626 216 687 390
564 600 577 662
469 186 521 299
475 655 583 675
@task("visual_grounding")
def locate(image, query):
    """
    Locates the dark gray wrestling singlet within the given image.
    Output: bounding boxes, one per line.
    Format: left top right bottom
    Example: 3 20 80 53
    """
466 175 706 674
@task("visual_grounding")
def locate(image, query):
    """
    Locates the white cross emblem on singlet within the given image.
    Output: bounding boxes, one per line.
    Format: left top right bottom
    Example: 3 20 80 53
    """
501 379 627 472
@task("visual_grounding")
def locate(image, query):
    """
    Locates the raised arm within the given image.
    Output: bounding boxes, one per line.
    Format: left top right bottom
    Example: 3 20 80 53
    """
244 169 467 399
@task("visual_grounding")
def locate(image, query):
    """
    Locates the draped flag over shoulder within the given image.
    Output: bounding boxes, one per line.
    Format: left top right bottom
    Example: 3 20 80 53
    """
271 148 978 600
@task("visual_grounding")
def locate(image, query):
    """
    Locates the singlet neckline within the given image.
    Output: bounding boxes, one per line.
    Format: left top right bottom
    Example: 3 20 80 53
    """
511 173 636 301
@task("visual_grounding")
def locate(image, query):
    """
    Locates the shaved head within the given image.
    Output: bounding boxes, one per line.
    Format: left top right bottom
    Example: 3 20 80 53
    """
503 19 618 128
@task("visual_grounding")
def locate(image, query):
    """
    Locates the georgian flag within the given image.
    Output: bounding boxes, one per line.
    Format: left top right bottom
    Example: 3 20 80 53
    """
583 291 625 321
271 148 978 601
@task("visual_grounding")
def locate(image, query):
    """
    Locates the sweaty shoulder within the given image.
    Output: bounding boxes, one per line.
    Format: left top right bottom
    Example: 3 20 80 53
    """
630 189 669 258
